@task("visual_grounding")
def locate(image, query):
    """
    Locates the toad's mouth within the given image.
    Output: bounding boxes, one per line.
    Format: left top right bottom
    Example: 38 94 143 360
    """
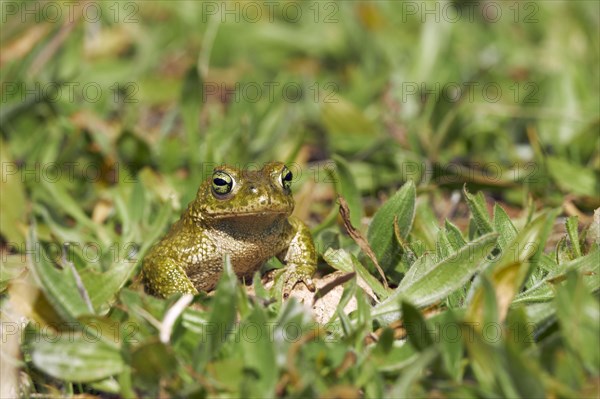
208 210 291 219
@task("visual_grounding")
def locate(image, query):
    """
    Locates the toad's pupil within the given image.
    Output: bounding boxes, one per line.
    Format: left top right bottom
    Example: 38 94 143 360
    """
214 178 228 186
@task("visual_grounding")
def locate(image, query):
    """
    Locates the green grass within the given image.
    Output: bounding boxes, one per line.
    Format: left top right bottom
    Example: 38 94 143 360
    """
1 1 599 397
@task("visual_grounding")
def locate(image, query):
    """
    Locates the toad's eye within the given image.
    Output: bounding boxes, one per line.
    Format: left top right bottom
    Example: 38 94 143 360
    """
212 171 233 195
280 166 293 191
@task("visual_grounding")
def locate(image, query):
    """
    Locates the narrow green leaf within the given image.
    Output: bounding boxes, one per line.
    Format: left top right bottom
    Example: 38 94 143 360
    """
239 308 277 398
463 187 493 235
504 341 546 398
529 208 560 267
555 271 600 373
462 328 519 397
322 248 353 273
373 233 497 324
79 260 136 312
493 204 518 251
401 301 434 351
112 191 134 243
329 276 358 325
0 141 27 246
522 301 555 327
323 248 388 299
27 229 92 321
388 348 438 398
398 253 436 291
88 378 121 394
409 238 427 258
402 233 497 306
538 253 561 275
437 310 464 382
374 327 394 355
479 276 499 327
193 254 237 371
1 254 27 292
33 204 94 246
119 178 146 241
511 285 554 304
444 219 466 251
39 179 111 245
137 202 174 260
565 216 582 258
371 337 419 373
556 236 573 264
355 288 372 329
332 154 363 227
547 156 598 197
514 247 600 304
467 218 478 241
367 181 416 271
436 229 453 260
468 210 557 325
411 201 438 250
505 307 534 351
31 335 124 382
131 341 177 385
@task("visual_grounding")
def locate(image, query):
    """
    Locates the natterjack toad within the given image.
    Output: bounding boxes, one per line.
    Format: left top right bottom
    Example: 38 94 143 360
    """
142 162 316 298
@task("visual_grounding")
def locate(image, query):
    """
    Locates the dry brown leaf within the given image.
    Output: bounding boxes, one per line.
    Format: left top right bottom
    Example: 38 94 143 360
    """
338 196 389 289
0 24 51 67
92 198 113 225
27 19 78 76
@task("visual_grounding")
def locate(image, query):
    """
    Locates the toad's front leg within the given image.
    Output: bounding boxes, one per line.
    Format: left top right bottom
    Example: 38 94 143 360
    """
143 257 198 298
277 216 317 296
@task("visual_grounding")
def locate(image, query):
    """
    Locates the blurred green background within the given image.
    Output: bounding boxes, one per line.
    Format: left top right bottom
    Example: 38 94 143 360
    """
2 1 598 220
